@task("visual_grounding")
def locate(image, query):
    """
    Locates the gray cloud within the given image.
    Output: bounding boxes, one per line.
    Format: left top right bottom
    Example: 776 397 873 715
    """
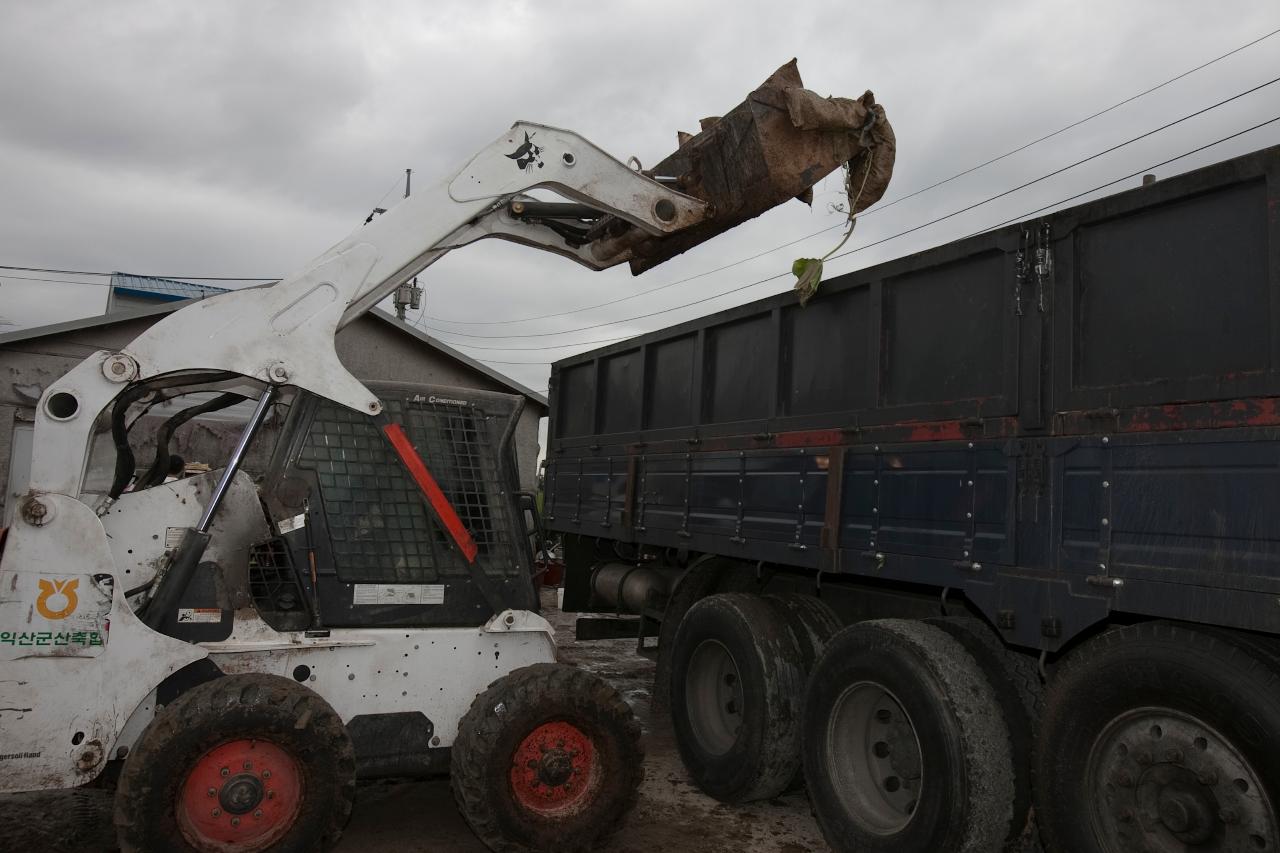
1 0 1278 394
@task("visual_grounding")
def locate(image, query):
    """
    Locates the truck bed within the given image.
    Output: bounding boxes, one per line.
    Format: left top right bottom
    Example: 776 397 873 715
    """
545 143 1280 650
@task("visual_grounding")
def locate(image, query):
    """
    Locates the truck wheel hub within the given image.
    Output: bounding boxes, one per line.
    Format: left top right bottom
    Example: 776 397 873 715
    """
1087 708 1276 853
510 721 599 816
1154 786 1213 841
178 738 303 852
826 681 924 834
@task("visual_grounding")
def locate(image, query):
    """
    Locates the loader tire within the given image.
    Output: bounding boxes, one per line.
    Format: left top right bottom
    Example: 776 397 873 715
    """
927 615 1039 852
114 673 355 853
670 592 805 803
802 619 1015 853
451 662 643 853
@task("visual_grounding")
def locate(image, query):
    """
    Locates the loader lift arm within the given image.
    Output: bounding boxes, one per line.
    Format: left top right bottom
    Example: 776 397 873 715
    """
25 58 894 506
25 122 709 498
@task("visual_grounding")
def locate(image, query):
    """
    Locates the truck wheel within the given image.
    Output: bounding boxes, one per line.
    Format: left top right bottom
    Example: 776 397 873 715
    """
669 592 805 803
802 619 1014 853
1037 621 1280 853
114 673 355 853
927 615 1039 852
451 662 642 853
765 592 842 673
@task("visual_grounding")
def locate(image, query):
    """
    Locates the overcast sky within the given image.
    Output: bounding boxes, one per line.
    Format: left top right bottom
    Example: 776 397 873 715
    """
1 0 1278 395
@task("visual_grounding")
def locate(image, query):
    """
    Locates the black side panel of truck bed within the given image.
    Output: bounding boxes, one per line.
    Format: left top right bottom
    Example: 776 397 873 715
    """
545 144 1280 650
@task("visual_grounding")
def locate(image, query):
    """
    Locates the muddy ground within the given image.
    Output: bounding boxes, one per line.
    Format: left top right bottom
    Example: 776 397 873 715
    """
337 588 830 853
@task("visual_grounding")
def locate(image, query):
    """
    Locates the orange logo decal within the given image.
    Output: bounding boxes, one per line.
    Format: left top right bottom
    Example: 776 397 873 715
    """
36 578 79 620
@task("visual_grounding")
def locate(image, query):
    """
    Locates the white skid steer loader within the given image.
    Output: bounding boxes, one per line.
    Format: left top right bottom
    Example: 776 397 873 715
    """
0 60 892 852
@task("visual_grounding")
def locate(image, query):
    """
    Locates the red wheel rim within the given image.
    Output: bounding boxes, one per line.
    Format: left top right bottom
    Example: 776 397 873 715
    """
509 721 599 817
177 739 303 852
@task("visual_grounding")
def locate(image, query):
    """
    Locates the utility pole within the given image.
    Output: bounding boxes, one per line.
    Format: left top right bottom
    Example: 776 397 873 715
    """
394 168 423 321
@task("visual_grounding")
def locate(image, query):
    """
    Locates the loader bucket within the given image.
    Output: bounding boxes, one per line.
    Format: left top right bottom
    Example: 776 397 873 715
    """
589 59 896 273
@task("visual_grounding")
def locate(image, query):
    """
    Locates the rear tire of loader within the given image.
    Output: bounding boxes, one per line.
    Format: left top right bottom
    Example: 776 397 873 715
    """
451 662 643 853
114 673 356 853
801 619 1015 853
669 592 806 803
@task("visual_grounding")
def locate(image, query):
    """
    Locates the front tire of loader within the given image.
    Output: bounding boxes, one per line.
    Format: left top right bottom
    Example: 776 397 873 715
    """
450 662 643 853
114 673 356 853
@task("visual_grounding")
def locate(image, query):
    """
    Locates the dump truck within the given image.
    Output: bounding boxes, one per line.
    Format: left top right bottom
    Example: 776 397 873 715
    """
546 142 1280 853
0 61 892 852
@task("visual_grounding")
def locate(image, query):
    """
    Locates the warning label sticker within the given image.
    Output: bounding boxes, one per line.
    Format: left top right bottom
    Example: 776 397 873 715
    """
177 608 223 624
353 584 445 606
277 513 307 535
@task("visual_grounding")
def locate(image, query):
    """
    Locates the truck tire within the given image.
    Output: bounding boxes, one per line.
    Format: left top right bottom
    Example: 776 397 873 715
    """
765 592 842 673
451 662 642 853
653 556 756 713
114 673 355 853
927 615 1039 852
1037 621 1280 853
802 619 1015 853
669 592 805 803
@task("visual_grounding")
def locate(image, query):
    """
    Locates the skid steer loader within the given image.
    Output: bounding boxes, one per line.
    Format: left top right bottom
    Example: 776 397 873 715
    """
0 60 893 852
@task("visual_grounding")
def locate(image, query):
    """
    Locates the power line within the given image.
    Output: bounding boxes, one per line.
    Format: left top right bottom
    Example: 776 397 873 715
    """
961 112 1280 240
0 264 277 282
440 114 1280 359
0 273 115 287
415 329 640 352
858 24 1280 220
408 73 1280 344
420 25 1280 328
420 221 846 328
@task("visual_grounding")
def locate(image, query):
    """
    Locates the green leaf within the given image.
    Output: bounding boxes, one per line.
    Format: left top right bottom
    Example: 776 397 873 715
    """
791 257 824 306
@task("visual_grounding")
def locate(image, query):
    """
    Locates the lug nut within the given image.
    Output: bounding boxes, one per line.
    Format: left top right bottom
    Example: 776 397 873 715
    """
267 790 275 800
254 809 263 819
220 767 229 777
1115 770 1134 788
207 787 216 797
1220 808 1240 825
1164 748 1184 764
243 761 252 770
211 808 221 818
262 770 271 779
1197 770 1220 786
231 817 240 827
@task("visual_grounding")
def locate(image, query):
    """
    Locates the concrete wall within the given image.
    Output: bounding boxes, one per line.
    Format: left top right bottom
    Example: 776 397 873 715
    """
0 312 545 522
